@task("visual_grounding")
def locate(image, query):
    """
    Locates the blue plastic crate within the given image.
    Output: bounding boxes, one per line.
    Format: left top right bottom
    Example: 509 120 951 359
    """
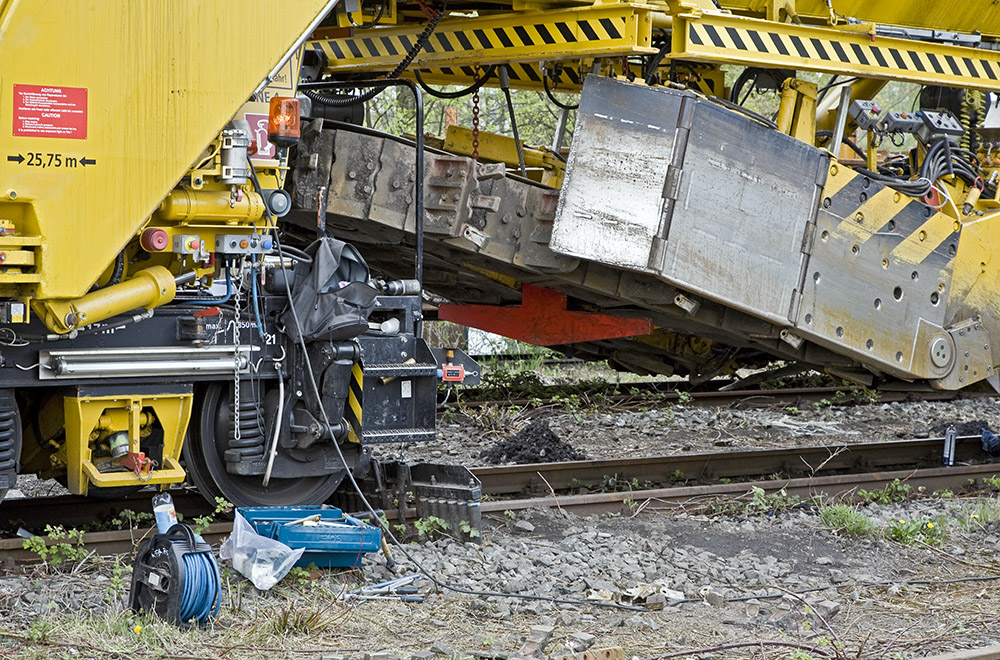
238 506 382 568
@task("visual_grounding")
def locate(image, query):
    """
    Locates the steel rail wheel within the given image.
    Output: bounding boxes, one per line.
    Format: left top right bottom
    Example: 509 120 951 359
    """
183 382 344 507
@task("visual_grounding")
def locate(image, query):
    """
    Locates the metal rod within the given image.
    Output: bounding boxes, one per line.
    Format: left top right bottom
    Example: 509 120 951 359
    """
551 106 570 154
299 79 425 338
499 66 527 177
830 84 854 160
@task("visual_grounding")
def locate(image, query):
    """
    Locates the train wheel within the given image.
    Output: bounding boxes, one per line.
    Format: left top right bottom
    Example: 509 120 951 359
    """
183 382 344 507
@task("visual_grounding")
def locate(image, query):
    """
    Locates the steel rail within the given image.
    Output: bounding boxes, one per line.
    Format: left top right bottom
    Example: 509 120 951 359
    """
449 385 997 409
472 436 989 495
2 437 998 560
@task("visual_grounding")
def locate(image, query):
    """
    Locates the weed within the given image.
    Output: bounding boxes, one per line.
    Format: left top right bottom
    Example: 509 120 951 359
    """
747 486 801 514
857 479 911 505
503 510 516 524
413 516 451 537
266 602 335 635
985 475 1000 490
675 390 693 406
668 469 685 484
458 520 481 538
107 509 153 530
192 496 234 534
819 504 876 537
22 525 88 568
885 517 946 546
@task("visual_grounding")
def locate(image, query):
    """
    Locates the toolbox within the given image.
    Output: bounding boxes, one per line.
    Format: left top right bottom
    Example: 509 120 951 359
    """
238 505 383 568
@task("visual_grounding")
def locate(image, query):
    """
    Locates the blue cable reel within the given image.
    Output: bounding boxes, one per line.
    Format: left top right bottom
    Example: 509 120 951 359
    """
128 523 221 628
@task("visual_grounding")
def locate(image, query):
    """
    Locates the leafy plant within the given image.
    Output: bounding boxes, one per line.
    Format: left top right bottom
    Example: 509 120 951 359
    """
458 520 480 538
885 517 945 546
747 486 801 514
413 516 451 537
192 496 234 534
22 525 89 568
857 479 911 505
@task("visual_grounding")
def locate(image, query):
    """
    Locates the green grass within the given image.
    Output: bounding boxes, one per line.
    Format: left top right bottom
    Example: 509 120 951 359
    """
819 504 877 537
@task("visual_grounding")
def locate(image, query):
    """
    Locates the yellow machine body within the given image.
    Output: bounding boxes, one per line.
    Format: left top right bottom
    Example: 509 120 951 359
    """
0 0 330 303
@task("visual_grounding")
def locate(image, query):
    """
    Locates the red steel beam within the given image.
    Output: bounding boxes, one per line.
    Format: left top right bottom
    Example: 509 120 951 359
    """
438 283 653 346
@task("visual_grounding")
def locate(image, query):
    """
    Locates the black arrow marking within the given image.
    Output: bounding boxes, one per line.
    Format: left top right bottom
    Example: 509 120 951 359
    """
6 154 24 164
79 157 96 167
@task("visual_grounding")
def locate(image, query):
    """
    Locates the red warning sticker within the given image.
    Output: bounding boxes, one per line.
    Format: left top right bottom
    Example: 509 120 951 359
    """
12 85 87 139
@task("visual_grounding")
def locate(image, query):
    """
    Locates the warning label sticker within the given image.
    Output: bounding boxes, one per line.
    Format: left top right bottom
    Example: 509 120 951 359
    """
12 85 87 139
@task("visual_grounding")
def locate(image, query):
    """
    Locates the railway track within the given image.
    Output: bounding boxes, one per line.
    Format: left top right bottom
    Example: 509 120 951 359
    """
450 383 997 410
2 434 998 561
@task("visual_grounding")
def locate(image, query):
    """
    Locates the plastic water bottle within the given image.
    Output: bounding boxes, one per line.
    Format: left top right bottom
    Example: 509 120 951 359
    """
152 492 177 533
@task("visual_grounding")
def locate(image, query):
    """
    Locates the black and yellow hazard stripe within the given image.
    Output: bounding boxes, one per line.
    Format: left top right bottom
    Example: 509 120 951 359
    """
310 5 654 74
820 164 960 267
676 14 1000 91
403 62 580 92
344 364 364 444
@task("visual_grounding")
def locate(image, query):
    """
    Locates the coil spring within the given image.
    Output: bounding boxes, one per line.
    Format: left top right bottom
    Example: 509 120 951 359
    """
227 388 264 458
0 392 18 473
960 90 984 152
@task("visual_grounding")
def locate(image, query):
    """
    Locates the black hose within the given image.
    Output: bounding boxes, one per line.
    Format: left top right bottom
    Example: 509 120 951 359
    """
643 43 670 86
303 1 446 108
543 74 579 110
347 0 387 29
815 129 866 160
414 65 496 99
709 95 778 130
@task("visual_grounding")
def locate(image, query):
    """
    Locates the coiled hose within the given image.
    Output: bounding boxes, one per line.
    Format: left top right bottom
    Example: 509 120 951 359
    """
179 547 221 623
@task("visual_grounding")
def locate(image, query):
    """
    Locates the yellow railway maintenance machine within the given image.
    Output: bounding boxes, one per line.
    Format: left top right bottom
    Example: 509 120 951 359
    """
0 2 480 506
286 0 1000 391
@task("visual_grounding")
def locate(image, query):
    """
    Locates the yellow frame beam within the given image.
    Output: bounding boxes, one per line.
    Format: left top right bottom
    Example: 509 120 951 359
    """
672 12 1000 92
312 4 657 74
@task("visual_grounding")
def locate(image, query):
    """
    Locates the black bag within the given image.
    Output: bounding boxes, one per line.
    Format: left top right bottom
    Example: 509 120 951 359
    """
281 237 378 342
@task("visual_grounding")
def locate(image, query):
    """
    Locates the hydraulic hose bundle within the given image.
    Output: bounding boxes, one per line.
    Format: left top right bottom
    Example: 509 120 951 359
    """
129 523 221 627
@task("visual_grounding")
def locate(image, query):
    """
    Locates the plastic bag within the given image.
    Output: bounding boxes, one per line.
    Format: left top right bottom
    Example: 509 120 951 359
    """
220 512 304 590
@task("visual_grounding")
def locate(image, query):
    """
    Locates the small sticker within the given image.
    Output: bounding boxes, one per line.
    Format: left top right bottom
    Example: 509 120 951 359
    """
401 380 412 399
245 113 275 159
12 85 87 139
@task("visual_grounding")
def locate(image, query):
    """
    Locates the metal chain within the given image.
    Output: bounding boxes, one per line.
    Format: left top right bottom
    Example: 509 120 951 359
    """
471 65 481 161
232 259 243 442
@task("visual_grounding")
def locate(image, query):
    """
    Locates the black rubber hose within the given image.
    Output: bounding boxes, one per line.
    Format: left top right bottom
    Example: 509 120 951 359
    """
414 65 496 99
815 129 866 160
543 74 579 110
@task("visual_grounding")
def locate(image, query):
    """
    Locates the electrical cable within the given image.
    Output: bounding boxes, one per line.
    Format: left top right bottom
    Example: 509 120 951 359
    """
248 162 646 613
543 74 579 110
414 66 496 99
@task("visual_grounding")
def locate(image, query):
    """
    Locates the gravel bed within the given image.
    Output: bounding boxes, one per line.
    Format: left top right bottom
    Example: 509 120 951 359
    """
2 497 1000 659
3 395 1000 658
